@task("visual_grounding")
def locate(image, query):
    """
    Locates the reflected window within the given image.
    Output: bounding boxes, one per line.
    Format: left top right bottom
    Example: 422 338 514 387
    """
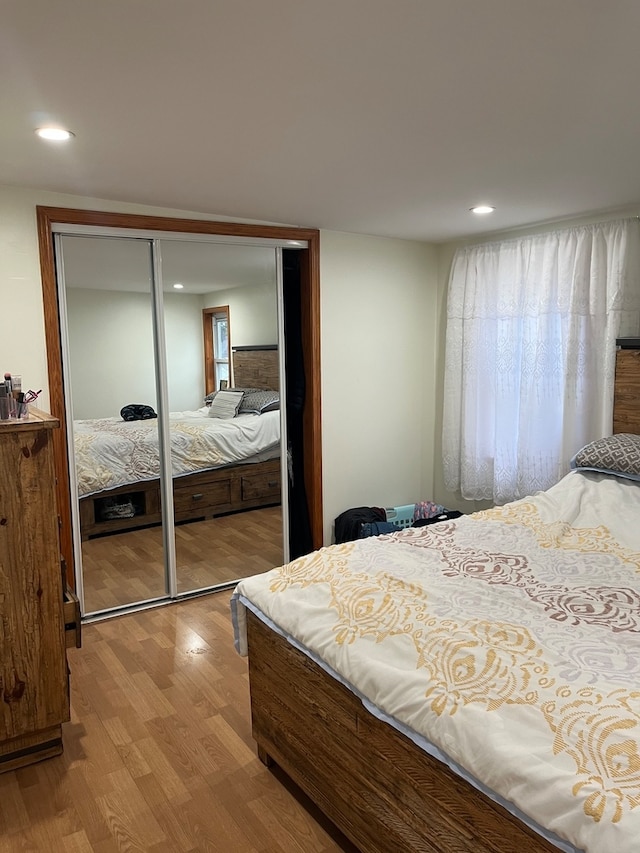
213 311 229 388
203 305 231 394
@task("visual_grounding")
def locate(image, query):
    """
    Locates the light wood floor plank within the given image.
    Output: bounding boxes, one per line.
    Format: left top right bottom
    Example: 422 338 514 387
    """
0 592 355 853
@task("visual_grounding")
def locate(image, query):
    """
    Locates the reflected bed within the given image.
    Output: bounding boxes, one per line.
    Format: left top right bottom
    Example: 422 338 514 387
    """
76 411 281 539
74 408 280 499
76 345 282 539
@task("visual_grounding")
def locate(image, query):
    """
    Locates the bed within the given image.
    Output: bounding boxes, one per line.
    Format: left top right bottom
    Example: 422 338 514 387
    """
231 342 640 853
77 346 282 539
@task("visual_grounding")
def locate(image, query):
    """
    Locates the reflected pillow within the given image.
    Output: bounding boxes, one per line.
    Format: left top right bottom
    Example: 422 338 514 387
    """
239 390 280 414
207 390 244 419
204 388 260 406
204 387 259 407
570 433 640 481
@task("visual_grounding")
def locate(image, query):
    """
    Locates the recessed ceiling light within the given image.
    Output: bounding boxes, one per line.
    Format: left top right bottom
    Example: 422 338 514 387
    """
35 127 75 141
470 205 496 215
173 283 184 290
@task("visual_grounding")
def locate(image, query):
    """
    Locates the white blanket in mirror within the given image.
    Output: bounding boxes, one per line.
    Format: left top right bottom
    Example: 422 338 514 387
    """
73 409 280 498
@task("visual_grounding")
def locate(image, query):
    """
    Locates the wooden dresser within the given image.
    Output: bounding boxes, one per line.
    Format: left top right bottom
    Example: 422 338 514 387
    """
0 408 80 772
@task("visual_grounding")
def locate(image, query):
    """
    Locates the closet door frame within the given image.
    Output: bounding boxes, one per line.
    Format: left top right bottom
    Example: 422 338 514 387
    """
37 206 322 589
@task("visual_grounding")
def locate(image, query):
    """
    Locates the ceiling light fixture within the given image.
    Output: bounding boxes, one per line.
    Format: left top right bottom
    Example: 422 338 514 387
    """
470 205 496 215
35 127 75 141
173 283 184 290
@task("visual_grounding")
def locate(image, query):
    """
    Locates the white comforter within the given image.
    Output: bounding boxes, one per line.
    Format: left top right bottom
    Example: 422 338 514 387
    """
74 408 280 498
233 471 640 853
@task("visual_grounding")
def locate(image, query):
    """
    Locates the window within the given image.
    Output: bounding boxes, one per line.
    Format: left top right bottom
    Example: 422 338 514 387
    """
213 310 229 388
442 218 640 503
203 305 231 394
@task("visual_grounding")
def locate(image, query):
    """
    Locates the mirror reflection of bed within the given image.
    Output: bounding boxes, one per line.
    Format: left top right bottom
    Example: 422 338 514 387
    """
76 347 283 612
61 234 288 615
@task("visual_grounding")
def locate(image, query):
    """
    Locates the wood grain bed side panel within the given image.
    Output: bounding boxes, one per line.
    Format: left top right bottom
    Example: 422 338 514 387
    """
79 459 280 539
614 348 640 435
246 612 557 853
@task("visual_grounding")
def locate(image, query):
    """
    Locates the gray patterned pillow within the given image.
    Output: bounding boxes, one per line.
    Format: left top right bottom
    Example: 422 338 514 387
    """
570 434 640 481
239 389 280 415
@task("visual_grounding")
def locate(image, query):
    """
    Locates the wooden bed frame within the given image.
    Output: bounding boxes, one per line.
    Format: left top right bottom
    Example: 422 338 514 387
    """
78 346 281 539
613 340 640 434
244 342 640 853
247 613 556 853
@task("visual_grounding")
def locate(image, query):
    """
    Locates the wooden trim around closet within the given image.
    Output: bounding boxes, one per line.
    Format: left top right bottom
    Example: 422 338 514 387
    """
36 206 323 587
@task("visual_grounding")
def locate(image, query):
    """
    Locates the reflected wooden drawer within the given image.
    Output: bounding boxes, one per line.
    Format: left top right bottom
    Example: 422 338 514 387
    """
173 478 232 515
241 468 281 502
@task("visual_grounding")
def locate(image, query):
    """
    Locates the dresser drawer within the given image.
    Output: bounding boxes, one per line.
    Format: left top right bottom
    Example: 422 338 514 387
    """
63 587 82 649
173 477 232 515
241 468 281 502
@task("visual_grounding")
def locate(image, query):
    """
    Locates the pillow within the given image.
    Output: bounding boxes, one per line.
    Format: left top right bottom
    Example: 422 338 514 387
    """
239 389 280 415
570 433 640 481
204 387 259 406
207 390 244 419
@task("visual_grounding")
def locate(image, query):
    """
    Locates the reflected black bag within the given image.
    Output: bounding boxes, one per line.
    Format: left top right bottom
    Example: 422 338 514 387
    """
120 404 157 421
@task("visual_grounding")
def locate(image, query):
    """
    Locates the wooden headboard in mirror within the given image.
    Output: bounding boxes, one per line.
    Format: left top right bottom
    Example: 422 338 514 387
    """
613 339 640 434
233 345 279 391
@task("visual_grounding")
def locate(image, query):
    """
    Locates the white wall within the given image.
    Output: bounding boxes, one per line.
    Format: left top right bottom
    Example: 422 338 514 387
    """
203 282 277 349
164 292 207 411
0 184 440 547
320 231 439 543
0 188 53 409
66 288 156 419
66 288 204 418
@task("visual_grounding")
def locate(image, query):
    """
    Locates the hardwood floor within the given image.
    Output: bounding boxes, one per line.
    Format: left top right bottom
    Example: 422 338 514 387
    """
82 507 284 613
0 592 357 853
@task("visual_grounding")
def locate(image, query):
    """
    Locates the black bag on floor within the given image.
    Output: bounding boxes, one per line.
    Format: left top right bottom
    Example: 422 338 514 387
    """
334 506 386 544
359 521 399 538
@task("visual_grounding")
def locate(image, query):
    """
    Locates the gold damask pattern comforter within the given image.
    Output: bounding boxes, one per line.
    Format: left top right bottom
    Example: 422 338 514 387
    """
74 409 280 497
233 471 640 853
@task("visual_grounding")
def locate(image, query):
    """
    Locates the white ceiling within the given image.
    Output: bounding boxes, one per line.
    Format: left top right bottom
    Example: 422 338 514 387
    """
3 0 640 242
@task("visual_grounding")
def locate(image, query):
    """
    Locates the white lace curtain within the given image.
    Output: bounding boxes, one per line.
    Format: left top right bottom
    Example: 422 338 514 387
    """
442 218 640 503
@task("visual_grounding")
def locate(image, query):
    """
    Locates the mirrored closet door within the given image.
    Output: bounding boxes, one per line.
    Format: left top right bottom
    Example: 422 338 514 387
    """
159 239 285 594
60 234 168 614
55 230 290 618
